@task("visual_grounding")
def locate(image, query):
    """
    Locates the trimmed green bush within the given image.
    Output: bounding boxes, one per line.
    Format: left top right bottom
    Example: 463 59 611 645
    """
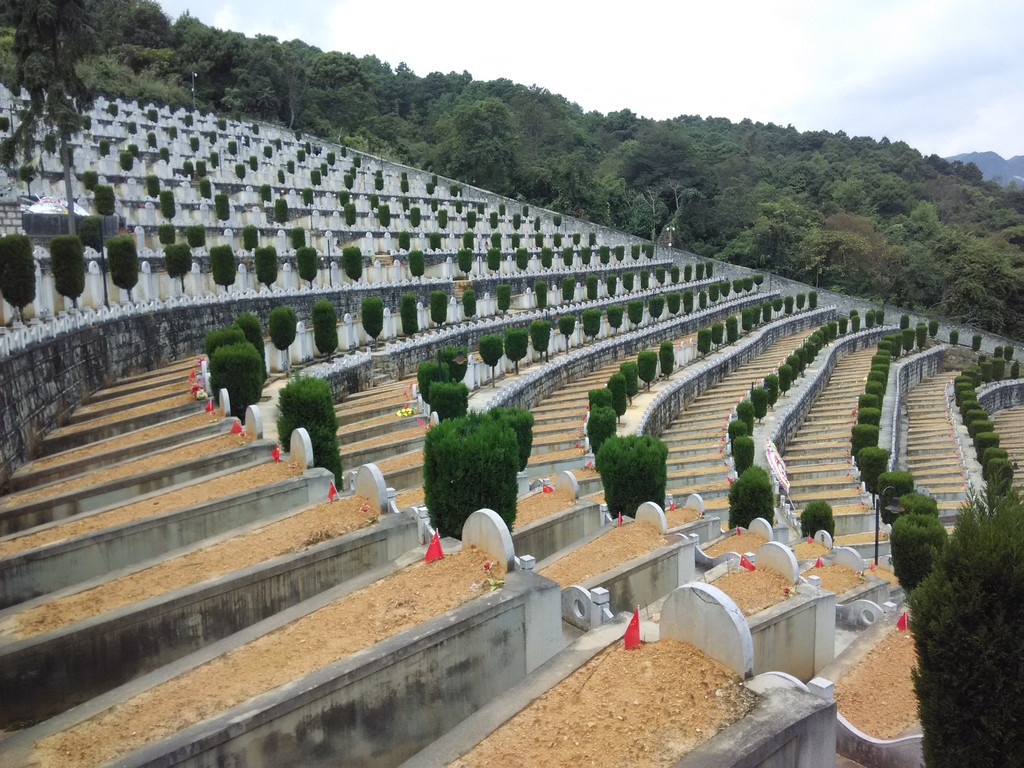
462 288 476 318
158 189 175 219
858 407 882 426
504 327 528 373
274 198 289 224
204 326 247 363
268 305 297 352
478 334 503 387
233 311 266 382
106 236 138 300
851 423 880 458
596 434 668 518
558 315 576 343
342 246 362 282
607 305 623 335
210 342 263 419
310 299 338 357
424 413 519 537
49 235 85 308
900 493 939 518
254 246 278 289
974 432 1000 463
750 387 769 422
531 320 551 362
430 291 448 328
535 280 548 309
733 435 755 474
778 364 793 396
361 297 384 347
430 381 469 421
972 333 982 352
587 405 617 455
659 339 674 379
878 470 915 523
801 500 834 539
728 466 774 528
496 284 511 314
582 307 601 339
296 246 317 287
637 349 658 391
891 512 947 591
185 225 205 249
276 376 342 483
209 244 236 289
737 400 755 437
165 243 191 291
608 373 628 421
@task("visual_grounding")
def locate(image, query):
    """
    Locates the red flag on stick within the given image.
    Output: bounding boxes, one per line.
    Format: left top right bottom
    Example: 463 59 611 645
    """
669 500 676 511
736 526 741 536
814 557 823 568
542 483 554 493
189 369 196 381
617 512 623 527
897 611 909 631
205 398 215 414
869 562 876 570
271 445 280 463
425 530 444 563
624 607 641 650
807 535 813 544
328 481 337 502
230 420 243 435
740 555 756 571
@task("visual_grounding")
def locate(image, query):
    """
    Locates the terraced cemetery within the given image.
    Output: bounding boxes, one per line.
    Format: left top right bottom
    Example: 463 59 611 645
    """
1 84 1022 766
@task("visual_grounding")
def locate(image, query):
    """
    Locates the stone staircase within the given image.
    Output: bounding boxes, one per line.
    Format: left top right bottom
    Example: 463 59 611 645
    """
659 331 809 517
783 347 875 527
992 405 1024 491
904 372 968 517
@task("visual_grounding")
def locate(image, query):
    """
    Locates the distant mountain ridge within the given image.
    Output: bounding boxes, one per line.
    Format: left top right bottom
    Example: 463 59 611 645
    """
947 151 1024 187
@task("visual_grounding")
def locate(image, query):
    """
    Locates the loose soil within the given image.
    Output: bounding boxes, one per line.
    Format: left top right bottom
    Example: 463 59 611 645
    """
703 532 768 558
340 426 424 453
3 495 377 640
586 490 606 504
21 414 222 472
375 449 424 473
0 462 299 557
539 522 666 587
834 628 918 739
571 466 600 479
793 540 830 561
33 547 502 768
450 640 757 768
76 381 184 414
802 564 864 596
50 394 196 434
528 446 586 464
395 487 425 507
665 506 701 528
514 489 576 528
712 568 793 617
2 433 254 508
867 567 899 585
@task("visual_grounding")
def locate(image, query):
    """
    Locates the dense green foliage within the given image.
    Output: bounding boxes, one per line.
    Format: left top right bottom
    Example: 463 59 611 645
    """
106 235 138 299
728 466 774 528
587 405 617 456
268 305 297 351
801 499 834 538
276 375 342 483
424 412 518 536
311 298 338 356
37 0 1024 337
210 341 263 419
595 434 668 517
49 235 85 307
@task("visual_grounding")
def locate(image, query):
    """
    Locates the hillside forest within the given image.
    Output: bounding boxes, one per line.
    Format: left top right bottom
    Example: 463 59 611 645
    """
2 0 1023 338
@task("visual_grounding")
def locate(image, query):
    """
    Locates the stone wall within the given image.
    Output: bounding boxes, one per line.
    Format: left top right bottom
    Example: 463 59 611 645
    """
0 202 21 235
888 347 945 471
637 307 838 437
978 380 1024 414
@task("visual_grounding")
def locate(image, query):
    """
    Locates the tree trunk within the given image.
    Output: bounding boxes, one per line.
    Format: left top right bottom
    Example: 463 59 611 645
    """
62 139 76 236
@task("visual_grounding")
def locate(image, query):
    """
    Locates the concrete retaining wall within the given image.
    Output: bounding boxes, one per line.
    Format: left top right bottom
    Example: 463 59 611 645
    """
581 535 697 615
116 570 561 768
0 512 419 727
837 714 924 768
0 469 334 609
888 346 945 471
978 380 1024 414
748 586 836 682
638 307 837 437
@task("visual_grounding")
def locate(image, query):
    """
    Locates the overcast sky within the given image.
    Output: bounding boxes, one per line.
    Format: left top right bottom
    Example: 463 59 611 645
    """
157 0 1024 159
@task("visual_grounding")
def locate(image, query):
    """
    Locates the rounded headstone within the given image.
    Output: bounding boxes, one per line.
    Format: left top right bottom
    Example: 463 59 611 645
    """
754 541 800 584
290 427 314 470
218 388 231 417
635 501 668 533
661 583 754 679
244 404 263 439
461 508 515 571
355 462 388 513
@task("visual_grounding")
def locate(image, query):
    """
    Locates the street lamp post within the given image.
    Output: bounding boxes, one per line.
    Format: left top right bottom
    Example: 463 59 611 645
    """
191 72 197 112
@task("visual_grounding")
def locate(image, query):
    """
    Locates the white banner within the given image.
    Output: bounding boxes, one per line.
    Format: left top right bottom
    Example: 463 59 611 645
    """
765 438 790 494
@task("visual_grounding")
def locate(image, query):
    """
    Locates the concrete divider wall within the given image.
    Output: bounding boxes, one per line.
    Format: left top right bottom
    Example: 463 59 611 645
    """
490 293 777 414
581 537 696 615
0 469 334 609
748 586 836 682
978 380 1024 414
0 513 419 727
118 570 561 768
837 714 924 768
637 307 837 437
510 502 603 564
468 258 680 300
887 346 945 470
769 327 892 455
675 686 837 768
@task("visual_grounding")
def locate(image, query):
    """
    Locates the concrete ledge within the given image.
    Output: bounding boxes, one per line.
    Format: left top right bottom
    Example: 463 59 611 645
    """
511 500 603 564
0 440 275 536
7 418 228 493
114 570 561 768
675 686 837 768
837 714 923 768
0 469 334 610
579 534 697 615
38 400 203 455
668 514 720 544
68 389 184 425
747 584 836 682
0 513 419 727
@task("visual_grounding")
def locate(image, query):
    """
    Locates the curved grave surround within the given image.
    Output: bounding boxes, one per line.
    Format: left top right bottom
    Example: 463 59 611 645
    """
661 582 755 679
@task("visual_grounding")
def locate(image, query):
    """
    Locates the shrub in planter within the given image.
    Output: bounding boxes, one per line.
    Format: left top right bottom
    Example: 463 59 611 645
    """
430 290 448 328
801 500 834 539
274 198 289 223
276 376 342 483
596 434 668 518
106 236 138 300
185 225 205 248
342 245 362 282
209 244 236 289
49 235 85 308
296 246 317 287
607 305 623 335
424 412 517 537
253 245 278 289
496 284 511 314
462 288 476 318
534 280 548 309
158 223 176 246
728 466 774 528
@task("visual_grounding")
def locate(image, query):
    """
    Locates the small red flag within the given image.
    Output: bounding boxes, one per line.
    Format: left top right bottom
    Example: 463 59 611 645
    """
814 557 823 568
542 483 553 493
328 481 337 502
897 611 909 631
870 562 876 570
425 530 444 562
740 555 756 571
807 535 813 544
417 418 426 428
586 460 593 468
271 445 280 462
624 607 641 650
669 500 676 511
736 526 741 536
205 398 215 414
230 420 243 435
617 511 623 527
189 369 196 381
